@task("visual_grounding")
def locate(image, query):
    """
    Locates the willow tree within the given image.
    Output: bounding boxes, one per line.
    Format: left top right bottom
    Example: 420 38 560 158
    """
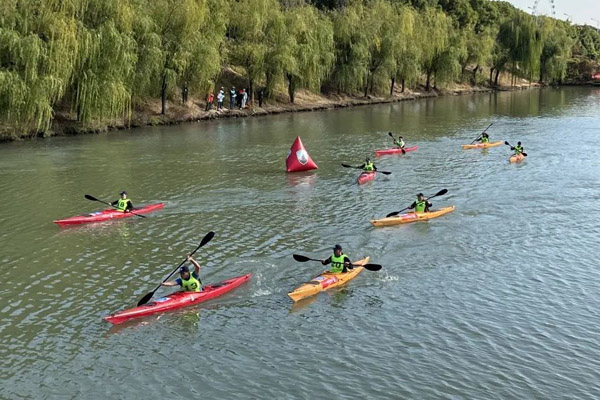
0 0 78 137
328 2 371 93
390 5 421 94
72 0 137 123
263 6 291 98
283 6 334 103
228 0 280 99
460 28 495 83
132 0 214 115
497 13 543 85
538 18 573 83
362 0 398 96
418 7 452 90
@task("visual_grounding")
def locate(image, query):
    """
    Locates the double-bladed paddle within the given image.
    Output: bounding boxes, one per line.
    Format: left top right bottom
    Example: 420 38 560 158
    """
504 141 528 156
136 231 215 306
84 194 146 218
388 131 406 154
470 123 494 144
384 188 448 218
341 163 391 175
292 254 382 271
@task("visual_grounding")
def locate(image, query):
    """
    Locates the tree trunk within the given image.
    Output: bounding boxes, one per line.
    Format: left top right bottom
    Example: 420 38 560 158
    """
473 64 479 84
364 75 369 97
390 76 395 96
494 69 500 86
401 78 405 93
286 73 295 103
490 67 494 85
161 74 167 115
425 71 431 91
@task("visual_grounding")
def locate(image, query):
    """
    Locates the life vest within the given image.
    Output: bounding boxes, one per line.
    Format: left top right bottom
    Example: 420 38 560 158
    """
363 162 375 172
394 139 405 148
181 274 201 292
481 136 489 143
329 253 348 274
116 198 132 212
514 145 523 155
415 199 427 212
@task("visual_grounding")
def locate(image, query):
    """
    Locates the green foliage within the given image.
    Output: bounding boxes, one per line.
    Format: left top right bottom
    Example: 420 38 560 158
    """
1 0 598 139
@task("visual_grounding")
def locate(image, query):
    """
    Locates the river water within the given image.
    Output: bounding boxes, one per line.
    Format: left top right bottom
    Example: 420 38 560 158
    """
1 87 600 399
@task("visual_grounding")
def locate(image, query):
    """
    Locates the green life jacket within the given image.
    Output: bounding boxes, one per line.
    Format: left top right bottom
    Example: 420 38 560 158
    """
329 253 348 273
181 274 201 292
481 136 489 143
415 199 427 212
116 198 131 212
364 162 374 172
394 139 405 148
514 145 523 155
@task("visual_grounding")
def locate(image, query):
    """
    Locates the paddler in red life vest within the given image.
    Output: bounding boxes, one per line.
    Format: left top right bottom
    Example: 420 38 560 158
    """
162 256 202 292
321 244 353 273
111 191 134 212
409 193 432 213
359 157 377 172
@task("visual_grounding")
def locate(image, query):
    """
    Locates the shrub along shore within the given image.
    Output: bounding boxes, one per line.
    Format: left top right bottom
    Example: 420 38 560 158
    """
1 0 599 141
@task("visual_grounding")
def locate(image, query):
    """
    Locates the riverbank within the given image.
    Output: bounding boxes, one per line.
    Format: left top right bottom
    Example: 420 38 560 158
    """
3 79 542 142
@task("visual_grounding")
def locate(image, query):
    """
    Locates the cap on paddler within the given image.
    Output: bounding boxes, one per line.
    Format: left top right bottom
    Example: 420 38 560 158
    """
333 244 343 251
180 266 190 273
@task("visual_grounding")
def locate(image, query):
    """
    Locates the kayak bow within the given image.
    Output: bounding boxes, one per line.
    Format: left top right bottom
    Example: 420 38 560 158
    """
357 171 376 184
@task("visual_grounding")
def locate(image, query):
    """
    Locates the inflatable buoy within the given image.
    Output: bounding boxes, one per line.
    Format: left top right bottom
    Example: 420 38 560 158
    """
286 136 318 172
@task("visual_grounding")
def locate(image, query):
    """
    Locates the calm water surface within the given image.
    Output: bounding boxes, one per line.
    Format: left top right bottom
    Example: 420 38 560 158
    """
1 87 600 398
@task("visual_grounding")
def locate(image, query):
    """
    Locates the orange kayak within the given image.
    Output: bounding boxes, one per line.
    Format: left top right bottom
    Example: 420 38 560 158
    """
461 141 503 149
370 206 455 227
509 153 525 163
288 257 369 302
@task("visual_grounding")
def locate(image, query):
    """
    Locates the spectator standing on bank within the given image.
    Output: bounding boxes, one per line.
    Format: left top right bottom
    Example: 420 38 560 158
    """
217 88 225 110
206 92 214 111
229 87 236 110
258 89 264 107
241 89 248 109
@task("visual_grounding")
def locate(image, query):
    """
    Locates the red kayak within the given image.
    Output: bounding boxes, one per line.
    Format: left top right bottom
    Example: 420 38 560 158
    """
375 145 418 156
104 274 252 324
54 203 164 225
357 171 376 184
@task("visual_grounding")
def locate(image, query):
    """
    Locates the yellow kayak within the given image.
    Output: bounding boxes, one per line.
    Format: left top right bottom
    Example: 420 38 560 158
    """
509 153 525 163
461 141 503 149
370 206 455 227
288 257 370 302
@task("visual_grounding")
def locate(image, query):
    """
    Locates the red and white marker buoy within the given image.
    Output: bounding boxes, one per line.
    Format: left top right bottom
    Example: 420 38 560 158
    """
286 136 318 172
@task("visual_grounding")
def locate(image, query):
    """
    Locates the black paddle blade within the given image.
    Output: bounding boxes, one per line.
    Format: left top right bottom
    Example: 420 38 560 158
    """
293 254 311 262
435 189 448 197
341 163 354 168
137 290 156 307
85 194 99 201
200 231 215 248
379 171 392 175
362 263 382 271
388 131 394 137
504 141 511 146
385 211 400 218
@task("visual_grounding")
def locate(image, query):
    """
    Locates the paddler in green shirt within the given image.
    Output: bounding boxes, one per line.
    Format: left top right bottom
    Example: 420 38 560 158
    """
510 141 524 155
321 244 353 273
477 132 490 143
358 157 377 172
111 191 134 212
409 193 432 213
391 133 405 149
162 256 203 292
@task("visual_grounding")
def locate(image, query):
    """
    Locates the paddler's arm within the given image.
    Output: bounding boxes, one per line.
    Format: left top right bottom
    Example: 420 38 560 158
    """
187 256 201 275
344 256 353 270
125 200 134 211
321 256 332 265
408 201 417 210
162 279 180 287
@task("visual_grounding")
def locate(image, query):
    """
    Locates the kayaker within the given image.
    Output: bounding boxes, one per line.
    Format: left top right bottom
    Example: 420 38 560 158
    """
510 141 524 155
391 133 405 149
409 193 432 213
358 157 377 172
477 133 490 143
162 256 202 292
321 244 352 273
111 191 133 212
